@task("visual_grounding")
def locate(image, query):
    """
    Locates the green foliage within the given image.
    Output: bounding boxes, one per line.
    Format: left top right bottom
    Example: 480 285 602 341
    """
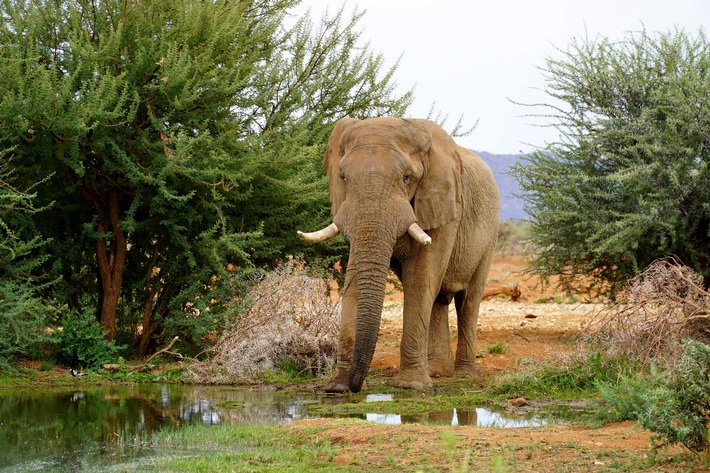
639 341 710 453
0 150 58 365
596 369 663 423
598 341 710 453
513 29 710 296
491 349 638 399
0 0 410 352
52 309 124 370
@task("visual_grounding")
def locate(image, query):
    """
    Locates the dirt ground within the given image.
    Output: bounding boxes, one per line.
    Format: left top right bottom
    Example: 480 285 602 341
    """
286 256 700 472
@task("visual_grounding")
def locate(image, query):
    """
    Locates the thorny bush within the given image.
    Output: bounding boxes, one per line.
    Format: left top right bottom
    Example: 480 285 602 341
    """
186 258 340 384
591 256 710 366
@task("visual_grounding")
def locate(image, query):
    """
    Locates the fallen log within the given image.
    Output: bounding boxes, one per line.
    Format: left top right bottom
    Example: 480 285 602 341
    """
483 282 521 301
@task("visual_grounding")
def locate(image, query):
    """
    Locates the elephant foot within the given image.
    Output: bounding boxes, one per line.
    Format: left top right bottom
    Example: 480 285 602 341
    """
455 360 478 377
428 361 455 378
392 370 433 390
324 379 348 393
325 373 367 393
324 369 349 393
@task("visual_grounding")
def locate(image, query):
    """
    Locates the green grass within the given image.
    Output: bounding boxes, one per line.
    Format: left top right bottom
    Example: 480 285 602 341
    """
486 341 509 355
488 349 642 401
122 423 345 472
307 392 488 418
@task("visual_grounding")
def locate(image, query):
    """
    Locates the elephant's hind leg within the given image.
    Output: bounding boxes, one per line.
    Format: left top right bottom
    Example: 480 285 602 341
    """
454 259 491 376
428 294 455 377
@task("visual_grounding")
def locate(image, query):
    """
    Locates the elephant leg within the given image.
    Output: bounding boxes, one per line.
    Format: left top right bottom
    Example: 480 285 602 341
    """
394 291 434 390
325 260 358 393
428 293 455 377
394 239 453 390
454 257 491 376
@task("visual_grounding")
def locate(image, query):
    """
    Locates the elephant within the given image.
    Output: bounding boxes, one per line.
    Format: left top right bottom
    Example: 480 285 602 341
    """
298 117 500 393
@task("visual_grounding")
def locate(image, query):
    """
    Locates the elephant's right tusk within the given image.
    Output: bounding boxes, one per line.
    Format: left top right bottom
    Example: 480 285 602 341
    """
408 223 432 246
297 223 339 243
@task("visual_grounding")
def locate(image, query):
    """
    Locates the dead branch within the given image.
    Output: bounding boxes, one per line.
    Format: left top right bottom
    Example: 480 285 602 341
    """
591 257 710 365
145 336 181 364
483 282 522 301
103 336 182 372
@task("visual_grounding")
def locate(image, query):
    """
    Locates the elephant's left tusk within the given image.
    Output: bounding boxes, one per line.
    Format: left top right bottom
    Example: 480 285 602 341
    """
297 223 340 243
408 223 432 246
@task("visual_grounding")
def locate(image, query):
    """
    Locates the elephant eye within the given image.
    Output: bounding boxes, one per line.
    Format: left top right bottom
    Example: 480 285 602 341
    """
339 172 346 182
403 173 412 183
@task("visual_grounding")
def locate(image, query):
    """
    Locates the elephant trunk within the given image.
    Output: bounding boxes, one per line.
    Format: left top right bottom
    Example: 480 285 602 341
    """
346 217 398 392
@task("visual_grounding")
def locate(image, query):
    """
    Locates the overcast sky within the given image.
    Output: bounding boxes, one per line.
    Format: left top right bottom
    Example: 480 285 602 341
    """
293 0 709 154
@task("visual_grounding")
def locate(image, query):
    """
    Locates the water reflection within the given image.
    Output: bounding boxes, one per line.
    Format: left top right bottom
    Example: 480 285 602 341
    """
0 384 326 472
0 385 556 471
360 394 551 427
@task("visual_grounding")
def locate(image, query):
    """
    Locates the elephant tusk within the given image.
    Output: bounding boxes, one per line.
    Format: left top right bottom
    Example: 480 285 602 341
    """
408 223 432 246
297 223 339 243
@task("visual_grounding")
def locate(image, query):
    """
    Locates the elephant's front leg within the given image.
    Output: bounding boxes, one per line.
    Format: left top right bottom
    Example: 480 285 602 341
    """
394 292 434 390
394 247 450 390
325 262 358 393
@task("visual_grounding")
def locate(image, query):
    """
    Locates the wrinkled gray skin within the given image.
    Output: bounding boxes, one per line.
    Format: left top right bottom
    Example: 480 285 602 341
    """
298 117 500 393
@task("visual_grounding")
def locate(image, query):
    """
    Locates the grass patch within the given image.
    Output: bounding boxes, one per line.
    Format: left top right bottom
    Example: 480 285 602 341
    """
488 349 642 401
487 341 509 355
126 422 344 472
307 392 488 418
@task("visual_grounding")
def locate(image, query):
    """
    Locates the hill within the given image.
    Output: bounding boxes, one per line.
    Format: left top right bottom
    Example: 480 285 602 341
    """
475 151 527 221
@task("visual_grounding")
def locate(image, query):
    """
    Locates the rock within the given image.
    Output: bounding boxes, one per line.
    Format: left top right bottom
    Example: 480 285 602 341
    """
507 397 530 408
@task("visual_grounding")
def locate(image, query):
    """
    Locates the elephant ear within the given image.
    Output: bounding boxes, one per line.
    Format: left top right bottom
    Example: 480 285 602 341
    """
323 118 357 217
412 120 463 230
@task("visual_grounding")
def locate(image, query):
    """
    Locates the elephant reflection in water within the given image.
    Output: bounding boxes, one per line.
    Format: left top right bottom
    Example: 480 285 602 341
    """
364 409 478 426
299 117 500 393
402 408 478 426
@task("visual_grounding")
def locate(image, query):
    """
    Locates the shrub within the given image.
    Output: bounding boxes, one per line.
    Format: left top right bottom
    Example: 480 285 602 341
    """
52 309 125 370
186 258 340 384
513 29 710 298
0 282 55 365
596 370 663 423
598 340 710 454
638 340 710 454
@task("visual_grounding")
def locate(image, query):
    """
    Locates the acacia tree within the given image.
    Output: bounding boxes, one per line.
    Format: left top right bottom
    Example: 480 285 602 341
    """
0 150 57 362
232 7 411 265
0 0 410 352
513 29 710 296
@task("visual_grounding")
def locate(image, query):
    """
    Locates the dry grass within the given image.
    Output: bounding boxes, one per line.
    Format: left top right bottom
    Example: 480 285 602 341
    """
592 256 710 365
185 258 340 384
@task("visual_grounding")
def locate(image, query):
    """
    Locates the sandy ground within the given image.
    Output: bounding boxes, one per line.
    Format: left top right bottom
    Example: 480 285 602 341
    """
285 256 701 472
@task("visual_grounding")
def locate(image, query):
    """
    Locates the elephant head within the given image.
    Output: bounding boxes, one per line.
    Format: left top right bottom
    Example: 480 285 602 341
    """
298 117 463 392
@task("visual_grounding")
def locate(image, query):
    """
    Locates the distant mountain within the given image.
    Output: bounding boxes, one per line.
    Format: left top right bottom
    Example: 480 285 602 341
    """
474 151 527 221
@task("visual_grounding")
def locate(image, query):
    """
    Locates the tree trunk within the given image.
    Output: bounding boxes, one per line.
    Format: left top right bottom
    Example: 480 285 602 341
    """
136 287 157 357
95 190 127 341
136 244 161 357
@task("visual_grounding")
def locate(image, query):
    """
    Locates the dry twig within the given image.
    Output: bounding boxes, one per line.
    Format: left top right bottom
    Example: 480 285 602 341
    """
185 258 340 384
592 256 710 365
